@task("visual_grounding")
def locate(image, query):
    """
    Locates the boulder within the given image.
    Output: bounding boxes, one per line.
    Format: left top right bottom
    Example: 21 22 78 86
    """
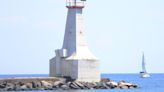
80 82 94 89
61 84 69 90
53 81 64 87
74 81 85 89
93 82 102 89
0 82 7 89
0 84 6 88
102 82 110 89
129 86 134 89
106 81 118 88
20 85 28 90
69 82 80 89
120 85 128 89
101 78 110 82
25 83 33 89
115 86 120 89
132 84 138 88
16 81 24 86
31 81 42 88
5 83 15 91
119 81 136 89
67 82 71 85
41 81 52 88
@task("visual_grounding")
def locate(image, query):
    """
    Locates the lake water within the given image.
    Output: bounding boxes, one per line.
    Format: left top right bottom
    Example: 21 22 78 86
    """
0 74 163 92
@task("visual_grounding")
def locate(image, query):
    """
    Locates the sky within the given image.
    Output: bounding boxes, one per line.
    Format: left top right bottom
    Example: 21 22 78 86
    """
0 0 164 74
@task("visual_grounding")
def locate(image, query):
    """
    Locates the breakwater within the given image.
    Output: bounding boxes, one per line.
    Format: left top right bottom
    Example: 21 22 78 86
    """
0 77 138 91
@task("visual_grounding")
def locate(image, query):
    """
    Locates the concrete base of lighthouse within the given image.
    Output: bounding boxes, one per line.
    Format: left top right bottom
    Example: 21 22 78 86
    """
49 49 100 82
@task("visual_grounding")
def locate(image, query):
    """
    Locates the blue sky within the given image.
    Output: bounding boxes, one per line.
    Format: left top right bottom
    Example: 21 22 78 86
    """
0 0 164 74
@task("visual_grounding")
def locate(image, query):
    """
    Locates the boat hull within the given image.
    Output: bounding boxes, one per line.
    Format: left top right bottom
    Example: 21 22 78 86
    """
140 73 150 78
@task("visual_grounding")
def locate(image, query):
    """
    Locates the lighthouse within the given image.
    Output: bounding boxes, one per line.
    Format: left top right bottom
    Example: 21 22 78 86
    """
49 0 100 82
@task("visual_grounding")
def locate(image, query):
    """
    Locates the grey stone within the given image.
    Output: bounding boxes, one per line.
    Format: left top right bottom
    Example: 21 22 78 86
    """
106 81 118 88
41 81 52 88
133 84 138 88
129 86 134 89
101 78 110 82
53 81 64 87
69 82 80 89
74 81 85 89
61 84 69 90
4 83 15 91
115 86 120 89
25 83 33 89
93 82 102 89
80 82 90 89
0 84 6 88
67 82 72 86
20 85 28 90
120 85 128 89
32 81 42 88
102 82 110 89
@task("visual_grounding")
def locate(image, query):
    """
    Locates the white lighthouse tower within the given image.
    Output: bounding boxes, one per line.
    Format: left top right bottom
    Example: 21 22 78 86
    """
49 0 100 82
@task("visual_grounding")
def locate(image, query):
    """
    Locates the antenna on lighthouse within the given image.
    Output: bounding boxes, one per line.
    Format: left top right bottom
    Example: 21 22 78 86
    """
66 0 86 8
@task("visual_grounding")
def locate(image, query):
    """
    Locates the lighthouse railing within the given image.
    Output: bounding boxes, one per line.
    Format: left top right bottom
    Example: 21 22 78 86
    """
66 1 85 7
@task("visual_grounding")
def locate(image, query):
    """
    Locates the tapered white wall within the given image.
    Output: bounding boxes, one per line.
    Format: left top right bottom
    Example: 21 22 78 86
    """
49 6 100 82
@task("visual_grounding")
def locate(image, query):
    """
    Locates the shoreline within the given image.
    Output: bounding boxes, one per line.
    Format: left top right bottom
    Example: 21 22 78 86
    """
0 77 138 91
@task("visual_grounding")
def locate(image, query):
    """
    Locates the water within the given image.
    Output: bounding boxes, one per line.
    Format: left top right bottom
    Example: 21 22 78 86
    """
0 74 163 92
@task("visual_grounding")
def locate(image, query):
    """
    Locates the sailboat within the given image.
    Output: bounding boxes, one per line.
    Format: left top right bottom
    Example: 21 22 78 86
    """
140 53 150 78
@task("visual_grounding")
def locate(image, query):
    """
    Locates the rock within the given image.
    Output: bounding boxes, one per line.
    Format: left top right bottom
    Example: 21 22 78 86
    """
20 85 28 90
58 78 66 83
4 83 15 91
31 81 42 88
2 81 7 85
74 81 85 89
53 81 64 87
129 86 134 89
110 81 118 86
61 84 69 90
125 83 133 87
4 87 13 91
102 82 110 89
41 81 53 88
0 84 6 88
0 82 8 89
16 81 24 86
101 78 110 82
93 82 102 89
120 85 128 89
69 82 80 89
25 83 33 89
133 84 138 88
119 81 136 89
38 88 46 90
66 82 71 85
15 84 21 90
80 82 94 89
115 86 120 89
106 81 118 88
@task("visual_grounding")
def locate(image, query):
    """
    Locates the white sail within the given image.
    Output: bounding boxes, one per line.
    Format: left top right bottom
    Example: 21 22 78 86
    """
142 53 146 73
140 52 150 78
